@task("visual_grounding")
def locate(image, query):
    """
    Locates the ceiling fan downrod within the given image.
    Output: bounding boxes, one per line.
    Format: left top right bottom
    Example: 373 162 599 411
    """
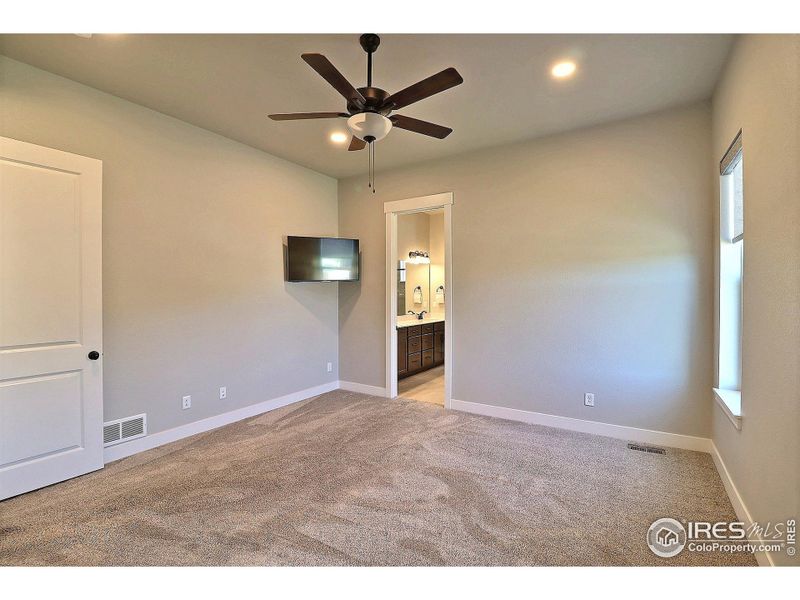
360 33 380 88
360 34 381 192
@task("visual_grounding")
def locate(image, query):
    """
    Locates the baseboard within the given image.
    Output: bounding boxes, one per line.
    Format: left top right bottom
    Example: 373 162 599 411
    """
710 442 774 567
103 381 339 463
338 380 388 397
450 399 712 453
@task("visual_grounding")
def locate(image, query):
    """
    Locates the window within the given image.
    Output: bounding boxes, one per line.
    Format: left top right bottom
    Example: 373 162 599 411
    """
715 130 743 427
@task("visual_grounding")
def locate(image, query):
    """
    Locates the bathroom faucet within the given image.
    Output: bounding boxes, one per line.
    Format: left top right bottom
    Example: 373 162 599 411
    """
407 310 428 320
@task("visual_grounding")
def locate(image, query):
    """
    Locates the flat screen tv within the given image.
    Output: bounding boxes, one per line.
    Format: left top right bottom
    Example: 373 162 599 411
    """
285 236 360 282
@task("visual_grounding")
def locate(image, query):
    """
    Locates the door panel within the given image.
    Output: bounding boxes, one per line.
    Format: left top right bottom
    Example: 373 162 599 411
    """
0 371 83 467
1 163 81 348
0 137 103 501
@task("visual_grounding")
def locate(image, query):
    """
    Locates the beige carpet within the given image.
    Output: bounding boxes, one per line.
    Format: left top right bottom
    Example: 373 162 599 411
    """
0 391 755 566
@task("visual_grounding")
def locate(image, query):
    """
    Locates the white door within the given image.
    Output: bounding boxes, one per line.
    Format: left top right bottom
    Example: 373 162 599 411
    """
0 137 103 501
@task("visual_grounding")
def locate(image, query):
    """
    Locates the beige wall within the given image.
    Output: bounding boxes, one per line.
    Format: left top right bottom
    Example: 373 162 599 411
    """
428 212 445 315
711 36 800 566
339 103 714 437
0 57 340 435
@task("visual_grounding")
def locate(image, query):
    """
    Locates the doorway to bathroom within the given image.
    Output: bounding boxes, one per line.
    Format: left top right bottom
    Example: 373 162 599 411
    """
384 193 452 408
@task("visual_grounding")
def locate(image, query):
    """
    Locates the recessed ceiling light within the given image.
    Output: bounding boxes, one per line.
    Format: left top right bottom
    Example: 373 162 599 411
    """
551 61 577 79
330 132 348 144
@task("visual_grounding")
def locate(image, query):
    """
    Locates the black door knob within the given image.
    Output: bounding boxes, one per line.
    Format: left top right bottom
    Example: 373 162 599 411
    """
88 351 100 360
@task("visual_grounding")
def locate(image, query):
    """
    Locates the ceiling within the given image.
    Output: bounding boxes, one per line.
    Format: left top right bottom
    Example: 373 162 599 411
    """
0 34 733 178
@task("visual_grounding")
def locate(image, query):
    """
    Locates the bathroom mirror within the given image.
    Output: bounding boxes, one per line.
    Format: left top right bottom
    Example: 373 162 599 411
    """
397 211 445 318
406 261 430 315
396 259 430 316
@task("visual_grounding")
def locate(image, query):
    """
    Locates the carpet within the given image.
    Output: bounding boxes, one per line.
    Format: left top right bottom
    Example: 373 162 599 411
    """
0 390 755 566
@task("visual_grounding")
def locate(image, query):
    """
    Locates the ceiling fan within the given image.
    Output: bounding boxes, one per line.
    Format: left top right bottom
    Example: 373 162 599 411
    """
269 34 463 191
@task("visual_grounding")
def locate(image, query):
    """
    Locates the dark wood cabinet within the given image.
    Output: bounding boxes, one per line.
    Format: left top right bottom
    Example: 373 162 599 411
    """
434 331 444 365
421 333 434 351
398 320 444 379
398 327 408 376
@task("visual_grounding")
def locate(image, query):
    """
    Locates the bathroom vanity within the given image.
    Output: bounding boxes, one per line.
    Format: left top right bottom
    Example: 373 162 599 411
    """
397 318 444 379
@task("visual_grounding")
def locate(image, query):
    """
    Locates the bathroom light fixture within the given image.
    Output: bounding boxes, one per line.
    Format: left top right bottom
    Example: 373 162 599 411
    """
408 250 430 264
551 60 577 79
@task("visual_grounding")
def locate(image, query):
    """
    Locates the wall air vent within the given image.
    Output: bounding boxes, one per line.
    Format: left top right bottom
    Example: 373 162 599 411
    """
627 442 666 455
103 414 147 447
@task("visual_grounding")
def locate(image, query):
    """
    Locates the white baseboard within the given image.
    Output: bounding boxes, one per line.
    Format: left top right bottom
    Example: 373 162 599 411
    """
450 399 712 453
103 381 339 463
338 380 388 397
710 442 774 567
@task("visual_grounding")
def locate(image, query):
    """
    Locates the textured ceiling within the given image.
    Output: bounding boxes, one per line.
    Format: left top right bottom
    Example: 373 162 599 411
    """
0 34 733 178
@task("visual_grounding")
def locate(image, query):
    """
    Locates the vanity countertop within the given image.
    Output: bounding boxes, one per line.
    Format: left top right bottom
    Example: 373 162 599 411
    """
396 315 445 329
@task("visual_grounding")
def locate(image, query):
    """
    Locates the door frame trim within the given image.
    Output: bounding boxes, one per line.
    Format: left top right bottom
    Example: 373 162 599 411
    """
384 192 453 407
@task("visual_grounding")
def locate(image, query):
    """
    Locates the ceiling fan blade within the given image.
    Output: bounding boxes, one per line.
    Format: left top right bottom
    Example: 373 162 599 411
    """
348 137 367 151
268 112 348 121
390 114 453 139
383 67 463 110
301 53 366 106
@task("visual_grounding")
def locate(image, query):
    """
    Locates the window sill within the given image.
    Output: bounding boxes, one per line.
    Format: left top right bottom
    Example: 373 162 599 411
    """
713 388 742 431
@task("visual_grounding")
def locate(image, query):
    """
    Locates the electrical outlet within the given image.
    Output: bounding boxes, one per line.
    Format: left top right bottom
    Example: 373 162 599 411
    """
219 386 227 400
182 395 192 410
584 393 595 407
327 362 333 373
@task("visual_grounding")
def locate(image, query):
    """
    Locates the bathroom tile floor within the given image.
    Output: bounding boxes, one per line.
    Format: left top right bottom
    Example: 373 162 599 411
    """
398 366 445 406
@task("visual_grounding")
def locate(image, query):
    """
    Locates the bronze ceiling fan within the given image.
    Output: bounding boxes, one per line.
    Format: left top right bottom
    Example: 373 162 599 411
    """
269 33 463 191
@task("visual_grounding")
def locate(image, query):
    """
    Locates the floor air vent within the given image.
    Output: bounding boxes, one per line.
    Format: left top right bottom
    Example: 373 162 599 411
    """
103 414 147 447
627 442 666 455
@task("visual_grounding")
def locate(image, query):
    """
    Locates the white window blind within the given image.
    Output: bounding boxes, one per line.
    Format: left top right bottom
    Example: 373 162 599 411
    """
720 130 743 242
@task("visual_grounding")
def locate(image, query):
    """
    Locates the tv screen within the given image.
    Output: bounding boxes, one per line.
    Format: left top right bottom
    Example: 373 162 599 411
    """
286 236 360 282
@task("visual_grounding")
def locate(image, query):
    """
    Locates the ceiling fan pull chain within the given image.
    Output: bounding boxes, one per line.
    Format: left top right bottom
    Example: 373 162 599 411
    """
370 142 376 194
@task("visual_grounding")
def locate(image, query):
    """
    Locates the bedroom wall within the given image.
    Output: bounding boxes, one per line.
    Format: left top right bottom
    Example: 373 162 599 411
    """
339 103 714 438
0 56 340 436
710 35 800 566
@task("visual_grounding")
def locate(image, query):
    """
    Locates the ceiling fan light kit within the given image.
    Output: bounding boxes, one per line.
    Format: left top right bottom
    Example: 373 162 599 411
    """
347 112 392 142
269 33 463 192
